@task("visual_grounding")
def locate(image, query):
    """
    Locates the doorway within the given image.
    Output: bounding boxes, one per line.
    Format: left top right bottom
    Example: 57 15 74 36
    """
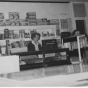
76 20 86 35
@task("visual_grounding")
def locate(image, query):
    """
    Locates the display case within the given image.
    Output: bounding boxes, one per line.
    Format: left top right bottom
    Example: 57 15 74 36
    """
0 25 57 55
62 35 88 72
12 51 44 71
11 48 71 71
43 48 71 67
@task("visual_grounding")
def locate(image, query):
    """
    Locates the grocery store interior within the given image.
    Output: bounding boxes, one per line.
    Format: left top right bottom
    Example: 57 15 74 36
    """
0 0 88 87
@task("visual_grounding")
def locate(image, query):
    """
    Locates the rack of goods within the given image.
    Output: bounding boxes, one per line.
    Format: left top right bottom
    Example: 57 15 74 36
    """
62 35 88 72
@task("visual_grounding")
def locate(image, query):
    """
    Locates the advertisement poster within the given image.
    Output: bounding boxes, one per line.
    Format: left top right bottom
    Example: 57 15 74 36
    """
61 19 68 29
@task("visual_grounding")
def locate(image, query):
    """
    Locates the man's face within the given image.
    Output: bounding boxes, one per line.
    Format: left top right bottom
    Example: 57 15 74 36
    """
75 31 80 36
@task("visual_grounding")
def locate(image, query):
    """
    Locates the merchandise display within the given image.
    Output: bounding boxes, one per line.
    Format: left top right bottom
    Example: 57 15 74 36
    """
62 35 88 72
0 30 4 40
0 40 7 56
0 11 88 83
49 19 59 25
0 20 5 26
0 12 61 27
22 19 29 26
9 12 19 20
0 13 4 19
15 20 22 26
0 25 57 54
26 12 36 19
12 48 70 71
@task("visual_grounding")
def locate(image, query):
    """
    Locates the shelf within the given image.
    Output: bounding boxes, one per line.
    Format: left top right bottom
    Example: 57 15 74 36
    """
0 36 57 41
71 61 81 64
63 36 77 43
10 47 28 53
63 35 85 43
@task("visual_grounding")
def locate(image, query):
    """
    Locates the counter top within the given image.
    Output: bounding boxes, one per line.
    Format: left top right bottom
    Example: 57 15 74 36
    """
0 71 88 87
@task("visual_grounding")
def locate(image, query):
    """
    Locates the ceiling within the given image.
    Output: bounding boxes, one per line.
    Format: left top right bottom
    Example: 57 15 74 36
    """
1 0 88 2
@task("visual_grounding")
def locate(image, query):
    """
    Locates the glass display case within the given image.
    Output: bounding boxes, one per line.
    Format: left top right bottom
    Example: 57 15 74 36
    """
43 48 71 67
62 35 88 72
11 48 71 71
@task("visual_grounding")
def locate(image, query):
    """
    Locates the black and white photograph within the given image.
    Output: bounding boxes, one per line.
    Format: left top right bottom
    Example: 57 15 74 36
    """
0 0 88 87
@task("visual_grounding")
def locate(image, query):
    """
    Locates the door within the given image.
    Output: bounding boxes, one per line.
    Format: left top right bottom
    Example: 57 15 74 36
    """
76 20 86 34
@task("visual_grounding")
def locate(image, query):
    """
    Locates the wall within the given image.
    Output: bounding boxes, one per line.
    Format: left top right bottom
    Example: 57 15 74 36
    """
0 2 71 32
0 2 70 19
69 2 88 35
0 2 88 34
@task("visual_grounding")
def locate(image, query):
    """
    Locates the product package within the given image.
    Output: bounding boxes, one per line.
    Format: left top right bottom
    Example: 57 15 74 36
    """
9 30 14 39
15 20 22 26
4 29 9 39
9 12 19 20
26 12 36 19
9 12 15 20
0 20 6 26
14 12 19 20
22 19 29 26
13 30 20 39
0 13 4 19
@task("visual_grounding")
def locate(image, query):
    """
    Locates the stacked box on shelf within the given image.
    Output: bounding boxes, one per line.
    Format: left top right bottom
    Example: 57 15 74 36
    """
9 30 14 39
10 21 16 26
4 29 9 39
0 13 5 26
24 29 30 38
0 30 4 40
11 41 20 48
9 12 19 20
41 29 55 38
5 20 16 26
37 19 42 25
5 19 11 26
42 18 47 25
37 19 47 25
0 40 7 56
49 19 59 25
19 30 25 38
14 12 19 20
15 20 22 26
26 12 36 19
23 41 30 47
9 12 20 26
26 12 37 26
29 19 37 26
13 30 20 39
6 40 10 55
0 20 6 26
22 19 29 26
56 25 60 36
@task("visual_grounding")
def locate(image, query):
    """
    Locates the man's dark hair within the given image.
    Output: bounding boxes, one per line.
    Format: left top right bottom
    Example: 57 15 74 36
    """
31 33 41 40
72 29 80 36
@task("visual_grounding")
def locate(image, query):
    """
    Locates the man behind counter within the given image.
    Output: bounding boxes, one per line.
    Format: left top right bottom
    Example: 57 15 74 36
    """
27 32 42 52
